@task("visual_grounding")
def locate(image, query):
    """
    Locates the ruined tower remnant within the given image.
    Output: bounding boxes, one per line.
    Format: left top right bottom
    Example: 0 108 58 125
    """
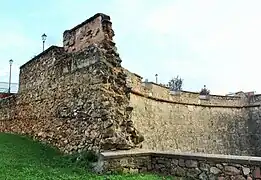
63 14 114 53
0 13 144 153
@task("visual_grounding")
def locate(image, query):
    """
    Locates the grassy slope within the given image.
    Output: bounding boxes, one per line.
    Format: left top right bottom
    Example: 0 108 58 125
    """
0 133 178 180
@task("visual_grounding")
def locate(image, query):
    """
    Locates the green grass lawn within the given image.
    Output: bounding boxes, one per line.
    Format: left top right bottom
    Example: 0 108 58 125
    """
0 133 179 180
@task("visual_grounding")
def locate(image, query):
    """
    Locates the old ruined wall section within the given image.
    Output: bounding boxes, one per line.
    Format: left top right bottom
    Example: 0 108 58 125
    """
57 13 143 152
246 94 261 156
0 95 17 121
63 13 111 53
125 71 257 156
0 46 68 147
18 46 65 120
0 13 143 153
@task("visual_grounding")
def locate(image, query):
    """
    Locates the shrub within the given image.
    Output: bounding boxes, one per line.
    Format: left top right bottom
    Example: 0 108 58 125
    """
199 85 210 95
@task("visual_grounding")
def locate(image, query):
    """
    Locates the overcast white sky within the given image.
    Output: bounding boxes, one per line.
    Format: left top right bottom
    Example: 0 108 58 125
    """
0 0 261 95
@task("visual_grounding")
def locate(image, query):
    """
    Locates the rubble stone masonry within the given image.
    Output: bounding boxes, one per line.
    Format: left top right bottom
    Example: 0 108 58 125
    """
1 13 261 157
0 13 143 153
125 70 261 156
100 150 261 180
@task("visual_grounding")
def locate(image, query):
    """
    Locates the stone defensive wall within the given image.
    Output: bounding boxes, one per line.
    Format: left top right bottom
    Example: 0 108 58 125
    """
1 13 261 158
124 70 261 156
124 70 248 107
0 13 144 153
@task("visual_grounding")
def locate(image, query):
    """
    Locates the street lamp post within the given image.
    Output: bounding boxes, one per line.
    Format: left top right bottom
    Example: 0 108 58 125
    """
8 59 13 94
41 33 47 52
155 74 158 84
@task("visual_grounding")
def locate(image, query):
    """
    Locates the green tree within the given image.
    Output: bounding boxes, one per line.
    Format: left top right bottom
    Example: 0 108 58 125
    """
168 76 183 91
199 85 210 95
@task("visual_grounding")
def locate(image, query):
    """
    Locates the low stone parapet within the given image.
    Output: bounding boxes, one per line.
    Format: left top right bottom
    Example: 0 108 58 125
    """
98 150 261 179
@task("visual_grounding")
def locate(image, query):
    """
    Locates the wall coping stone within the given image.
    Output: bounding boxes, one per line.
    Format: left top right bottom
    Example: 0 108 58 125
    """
101 150 261 165
131 89 259 108
146 82 242 99
20 45 64 69
63 13 110 34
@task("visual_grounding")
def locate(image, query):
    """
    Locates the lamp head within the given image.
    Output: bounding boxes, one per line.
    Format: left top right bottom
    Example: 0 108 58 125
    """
42 33 47 41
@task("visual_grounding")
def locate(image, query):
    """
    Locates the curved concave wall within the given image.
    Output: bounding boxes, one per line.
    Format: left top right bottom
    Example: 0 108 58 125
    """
125 70 261 156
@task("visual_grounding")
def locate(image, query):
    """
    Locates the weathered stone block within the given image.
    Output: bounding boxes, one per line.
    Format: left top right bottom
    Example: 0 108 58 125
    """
216 164 223 170
185 159 198 168
231 175 245 180
253 167 261 179
199 162 210 172
171 159 179 167
224 166 241 176
171 166 186 177
210 167 222 175
179 159 185 167
242 167 250 176
199 172 208 180
186 168 201 178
